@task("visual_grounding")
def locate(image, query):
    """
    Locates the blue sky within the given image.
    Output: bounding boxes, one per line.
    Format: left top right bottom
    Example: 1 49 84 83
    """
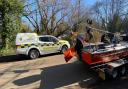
22 0 97 29
85 0 97 6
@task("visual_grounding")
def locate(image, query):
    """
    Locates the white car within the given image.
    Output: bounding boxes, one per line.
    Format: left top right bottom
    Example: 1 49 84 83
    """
16 33 70 59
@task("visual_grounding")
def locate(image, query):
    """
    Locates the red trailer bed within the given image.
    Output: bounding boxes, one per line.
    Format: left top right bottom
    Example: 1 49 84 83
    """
82 44 128 65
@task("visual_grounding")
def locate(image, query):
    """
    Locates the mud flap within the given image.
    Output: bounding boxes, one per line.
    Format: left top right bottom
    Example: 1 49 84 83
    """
99 69 106 80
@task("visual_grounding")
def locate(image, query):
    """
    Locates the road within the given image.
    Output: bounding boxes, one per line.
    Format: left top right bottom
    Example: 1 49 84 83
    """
0 54 128 89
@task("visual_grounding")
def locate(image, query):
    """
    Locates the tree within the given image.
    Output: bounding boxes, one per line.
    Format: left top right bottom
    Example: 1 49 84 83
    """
23 0 71 35
23 0 100 38
91 0 128 32
20 23 33 33
0 0 23 48
107 14 122 32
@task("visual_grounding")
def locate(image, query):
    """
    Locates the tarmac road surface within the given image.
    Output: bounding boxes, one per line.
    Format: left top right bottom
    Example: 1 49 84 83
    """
0 54 128 89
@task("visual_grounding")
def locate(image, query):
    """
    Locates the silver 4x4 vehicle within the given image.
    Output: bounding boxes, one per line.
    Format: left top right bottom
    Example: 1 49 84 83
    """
16 33 70 59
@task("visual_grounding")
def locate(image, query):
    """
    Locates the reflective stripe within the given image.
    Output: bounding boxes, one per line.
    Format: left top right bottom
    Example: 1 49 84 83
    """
40 42 62 47
17 42 63 49
17 44 36 48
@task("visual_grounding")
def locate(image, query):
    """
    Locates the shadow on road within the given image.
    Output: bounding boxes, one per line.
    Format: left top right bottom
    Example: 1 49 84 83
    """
0 53 61 63
13 60 128 89
13 75 41 86
79 76 128 89
13 61 95 89
0 55 29 63
39 61 94 89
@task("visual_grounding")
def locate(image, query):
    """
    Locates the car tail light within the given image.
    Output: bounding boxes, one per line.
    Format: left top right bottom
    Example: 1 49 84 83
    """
16 45 20 49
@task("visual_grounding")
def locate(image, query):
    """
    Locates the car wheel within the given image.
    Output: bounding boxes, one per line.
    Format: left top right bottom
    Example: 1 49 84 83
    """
29 49 39 59
61 45 68 54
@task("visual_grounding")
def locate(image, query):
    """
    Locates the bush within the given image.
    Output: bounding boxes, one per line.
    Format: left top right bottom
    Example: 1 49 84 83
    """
0 47 15 56
63 35 76 47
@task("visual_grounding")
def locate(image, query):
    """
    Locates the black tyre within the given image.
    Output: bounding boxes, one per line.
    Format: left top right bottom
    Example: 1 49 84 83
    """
111 68 118 79
118 66 126 76
121 66 126 75
29 49 39 59
61 45 68 54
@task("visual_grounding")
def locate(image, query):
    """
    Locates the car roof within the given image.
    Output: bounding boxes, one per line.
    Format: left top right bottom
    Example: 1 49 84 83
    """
38 35 56 37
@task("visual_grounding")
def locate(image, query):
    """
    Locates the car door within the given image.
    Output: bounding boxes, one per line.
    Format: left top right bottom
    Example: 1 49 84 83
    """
49 36 61 52
39 36 54 54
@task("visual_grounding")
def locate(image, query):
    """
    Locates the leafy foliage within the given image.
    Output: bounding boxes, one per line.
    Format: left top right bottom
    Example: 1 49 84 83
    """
20 23 33 33
107 14 122 33
0 0 23 49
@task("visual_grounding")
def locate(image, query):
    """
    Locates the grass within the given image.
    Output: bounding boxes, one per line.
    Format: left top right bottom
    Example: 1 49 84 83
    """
0 47 16 56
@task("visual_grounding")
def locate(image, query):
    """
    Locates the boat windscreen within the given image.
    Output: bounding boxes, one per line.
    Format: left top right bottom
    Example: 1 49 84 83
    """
83 45 95 52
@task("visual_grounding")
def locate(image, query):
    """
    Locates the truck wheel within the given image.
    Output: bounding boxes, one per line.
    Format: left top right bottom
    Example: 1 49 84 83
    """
111 69 118 79
61 45 68 54
29 49 39 59
120 66 126 76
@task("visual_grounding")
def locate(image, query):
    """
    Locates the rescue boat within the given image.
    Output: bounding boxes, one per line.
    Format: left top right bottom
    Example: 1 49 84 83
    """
82 43 128 66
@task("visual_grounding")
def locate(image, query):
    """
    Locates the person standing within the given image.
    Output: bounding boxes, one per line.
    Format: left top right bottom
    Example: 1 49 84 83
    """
74 34 85 60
